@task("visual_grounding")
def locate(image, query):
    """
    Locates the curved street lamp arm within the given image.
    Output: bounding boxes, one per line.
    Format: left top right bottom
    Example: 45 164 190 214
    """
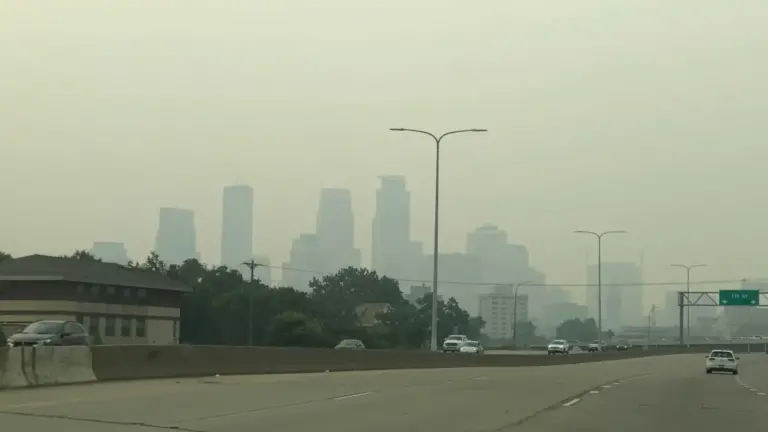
390 128 487 144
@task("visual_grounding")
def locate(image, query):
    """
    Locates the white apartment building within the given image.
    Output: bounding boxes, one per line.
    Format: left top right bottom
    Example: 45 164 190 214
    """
478 286 529 340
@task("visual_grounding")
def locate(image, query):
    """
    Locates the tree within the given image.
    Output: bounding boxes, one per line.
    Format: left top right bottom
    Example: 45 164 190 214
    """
514 321 538 344
66 250 100 261
556 318 598 342
0 251 11 263
310 267 405 330
266 311 326 347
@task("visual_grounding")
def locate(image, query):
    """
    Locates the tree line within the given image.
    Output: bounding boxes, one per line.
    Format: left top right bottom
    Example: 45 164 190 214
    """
0 250 486 349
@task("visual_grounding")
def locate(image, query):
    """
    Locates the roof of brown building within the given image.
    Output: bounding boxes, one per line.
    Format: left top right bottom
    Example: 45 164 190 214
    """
0 255 190 292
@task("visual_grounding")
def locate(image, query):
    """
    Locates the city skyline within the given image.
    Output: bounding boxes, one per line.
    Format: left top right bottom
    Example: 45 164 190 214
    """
51 176 760 317
3 2 765 314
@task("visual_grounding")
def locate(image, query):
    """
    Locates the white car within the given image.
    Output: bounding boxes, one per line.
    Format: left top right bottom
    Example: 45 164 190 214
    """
459 340 485 355
587 340 606 352
705 349 740 375
547 339 570 355
442 335 469 353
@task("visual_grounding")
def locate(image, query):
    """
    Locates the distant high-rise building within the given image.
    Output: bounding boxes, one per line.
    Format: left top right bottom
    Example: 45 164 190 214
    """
154 207 197 266
282 234 323 291
478 286 529 340
372 175 414 281
90 242 130 265
316 188 360 270
586 262 643 330
466 224 530 284
220 185 254 275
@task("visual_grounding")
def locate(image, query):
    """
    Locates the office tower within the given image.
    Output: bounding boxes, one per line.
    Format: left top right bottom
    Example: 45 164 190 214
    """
316 188 360 270
586 261 643 330
90 242 130 265
372 175 411 280
220 185 254 275
282 234 323 291
154 207 197 266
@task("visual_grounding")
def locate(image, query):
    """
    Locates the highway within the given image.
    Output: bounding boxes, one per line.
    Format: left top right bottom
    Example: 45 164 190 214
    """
0 353 766 431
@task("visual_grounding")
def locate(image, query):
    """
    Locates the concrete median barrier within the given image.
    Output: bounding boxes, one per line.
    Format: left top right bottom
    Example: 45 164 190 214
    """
89 344 691 381
2 344 699 389
0 346 96 389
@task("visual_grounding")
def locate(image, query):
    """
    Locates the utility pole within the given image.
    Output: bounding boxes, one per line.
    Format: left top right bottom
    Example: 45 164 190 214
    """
242 259 262 346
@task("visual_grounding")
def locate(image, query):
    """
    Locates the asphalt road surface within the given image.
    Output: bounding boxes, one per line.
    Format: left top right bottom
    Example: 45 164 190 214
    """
486 346 585 355
1 353 767 431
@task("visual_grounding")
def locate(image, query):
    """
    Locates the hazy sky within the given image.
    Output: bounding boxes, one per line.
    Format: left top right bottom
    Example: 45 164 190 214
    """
2 1 766 306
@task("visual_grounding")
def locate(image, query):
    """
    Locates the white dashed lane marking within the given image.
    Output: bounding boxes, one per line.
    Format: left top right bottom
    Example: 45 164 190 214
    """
562 398 581 407
334 392 371 401
588 390 600 395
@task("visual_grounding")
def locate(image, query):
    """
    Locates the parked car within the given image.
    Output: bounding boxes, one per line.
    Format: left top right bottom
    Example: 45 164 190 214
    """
6 320 89 347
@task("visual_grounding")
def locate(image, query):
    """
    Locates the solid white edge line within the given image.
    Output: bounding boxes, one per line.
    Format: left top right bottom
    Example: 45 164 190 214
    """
562 398 581 407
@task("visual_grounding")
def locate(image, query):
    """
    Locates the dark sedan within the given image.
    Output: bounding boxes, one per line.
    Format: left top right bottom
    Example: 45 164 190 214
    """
6 320 90 347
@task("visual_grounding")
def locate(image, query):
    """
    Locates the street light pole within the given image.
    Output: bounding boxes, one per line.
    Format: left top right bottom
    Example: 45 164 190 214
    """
389 128 487 351
670 263 706 343
512 280 532 348
574 230 626 342
242 259 262 346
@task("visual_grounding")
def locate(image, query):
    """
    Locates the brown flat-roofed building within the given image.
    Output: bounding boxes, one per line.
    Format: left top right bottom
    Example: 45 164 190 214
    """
0 255 191 345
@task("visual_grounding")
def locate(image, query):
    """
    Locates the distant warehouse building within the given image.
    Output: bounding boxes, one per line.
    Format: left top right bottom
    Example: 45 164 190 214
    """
0 255 190 344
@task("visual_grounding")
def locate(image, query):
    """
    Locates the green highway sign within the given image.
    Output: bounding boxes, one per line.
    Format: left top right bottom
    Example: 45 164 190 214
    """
719 290 760 306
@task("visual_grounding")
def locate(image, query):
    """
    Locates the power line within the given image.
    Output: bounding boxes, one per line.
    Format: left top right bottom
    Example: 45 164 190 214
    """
264 264 752 288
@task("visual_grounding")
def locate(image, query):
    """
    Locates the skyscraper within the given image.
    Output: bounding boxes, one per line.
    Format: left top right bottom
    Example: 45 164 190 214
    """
372 175 411 280
586 261 643 330
316 188 360 270
154 207 197 265
220 185 254 275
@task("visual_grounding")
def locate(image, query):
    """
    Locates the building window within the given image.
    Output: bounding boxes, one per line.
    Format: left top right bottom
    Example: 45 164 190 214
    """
172 320 178 342
120 318 131 337
90 285 100 296
76 284 85 295
138 289 147 298
105 316 116 336
75 314 84 325
107 286 116 295
124 288 132 298
136 318 146 338
89 316 100 335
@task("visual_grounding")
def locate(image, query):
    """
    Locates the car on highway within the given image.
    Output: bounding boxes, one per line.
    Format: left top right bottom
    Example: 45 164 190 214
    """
334 339 365 350
6 320 90 347
705 349 740 375
459 340 485 355
442 334 469 353
587 340 607 352
615 341 630 351
547 339 570 355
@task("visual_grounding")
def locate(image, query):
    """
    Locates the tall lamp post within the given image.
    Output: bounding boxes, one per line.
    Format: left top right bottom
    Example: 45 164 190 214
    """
574 230 626 341
389 127 487 351
670 263 706 342
512 280 532 348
